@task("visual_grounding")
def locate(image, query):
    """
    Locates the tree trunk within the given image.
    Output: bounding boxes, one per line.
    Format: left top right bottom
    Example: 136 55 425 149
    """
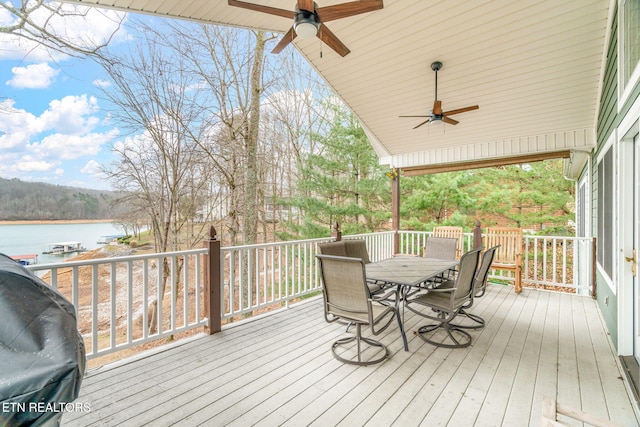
243 30 266 246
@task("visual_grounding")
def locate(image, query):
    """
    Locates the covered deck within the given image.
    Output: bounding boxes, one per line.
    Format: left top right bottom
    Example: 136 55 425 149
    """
63 284 637 426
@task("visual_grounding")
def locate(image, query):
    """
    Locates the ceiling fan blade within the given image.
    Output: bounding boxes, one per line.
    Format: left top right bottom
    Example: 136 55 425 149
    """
318 24 350 57
228 0 294 18
444 105 479 116
317 0 384 22
443 116 459 125
413 119 431 129
297 0 315 12
272 27 297 54
433 100 442 115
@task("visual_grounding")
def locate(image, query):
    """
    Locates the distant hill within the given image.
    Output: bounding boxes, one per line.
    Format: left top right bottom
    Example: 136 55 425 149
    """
0 178 125 221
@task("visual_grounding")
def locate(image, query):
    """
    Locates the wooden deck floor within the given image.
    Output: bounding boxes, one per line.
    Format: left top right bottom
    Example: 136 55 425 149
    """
63 284 639 426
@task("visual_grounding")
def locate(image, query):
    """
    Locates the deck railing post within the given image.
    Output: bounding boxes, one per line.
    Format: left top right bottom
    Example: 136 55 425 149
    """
331 222 342 241
204 226 222 335
473 220 483 249
391 168 400 254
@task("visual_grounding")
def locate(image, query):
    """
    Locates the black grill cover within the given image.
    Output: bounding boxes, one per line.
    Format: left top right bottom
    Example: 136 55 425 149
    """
0 253 85 426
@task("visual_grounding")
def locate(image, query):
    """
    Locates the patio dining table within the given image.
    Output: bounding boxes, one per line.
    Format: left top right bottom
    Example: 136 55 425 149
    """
366 256 459 351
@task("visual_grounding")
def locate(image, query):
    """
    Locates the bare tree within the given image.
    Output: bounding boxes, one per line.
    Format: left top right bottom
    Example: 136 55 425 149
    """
97 30 215 332
155 23 277 245
1 0 123 59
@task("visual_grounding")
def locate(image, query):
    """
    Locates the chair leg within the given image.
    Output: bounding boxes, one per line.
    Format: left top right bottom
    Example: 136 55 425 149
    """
450 308 485 330
414 311 472 348
331 323 389 365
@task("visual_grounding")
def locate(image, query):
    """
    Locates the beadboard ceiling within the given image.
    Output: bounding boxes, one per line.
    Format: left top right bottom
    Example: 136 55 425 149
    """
64 0 611 172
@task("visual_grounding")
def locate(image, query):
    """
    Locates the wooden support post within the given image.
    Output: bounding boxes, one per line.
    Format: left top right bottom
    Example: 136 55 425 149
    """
331 222 342 241
391 168 400 254
204 226 221 335
473 220 483 250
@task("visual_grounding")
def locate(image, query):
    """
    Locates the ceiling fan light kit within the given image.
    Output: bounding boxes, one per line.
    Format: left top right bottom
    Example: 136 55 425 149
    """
293 8 319 38
400 61 479 129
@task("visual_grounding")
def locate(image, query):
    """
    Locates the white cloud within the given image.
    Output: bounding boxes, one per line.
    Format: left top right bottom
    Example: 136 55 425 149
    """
39 94 100 134
30 128 119 160
0 99 41 149
15 157 55 172
81 159 101 174
0 95 119 176
93 79 111 88
0 4 127 61
6 62 59 88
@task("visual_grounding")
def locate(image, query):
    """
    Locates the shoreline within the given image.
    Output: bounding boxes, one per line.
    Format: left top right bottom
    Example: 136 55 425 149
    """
0 219 114 225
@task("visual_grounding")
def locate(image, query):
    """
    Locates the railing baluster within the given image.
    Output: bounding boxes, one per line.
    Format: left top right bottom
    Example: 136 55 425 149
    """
72 266 79 310
143 258 149 339
92 264 98 357
127 260 133 345
183 256 189 328
157 256 163 335
110 262 117 350
170 256 176 332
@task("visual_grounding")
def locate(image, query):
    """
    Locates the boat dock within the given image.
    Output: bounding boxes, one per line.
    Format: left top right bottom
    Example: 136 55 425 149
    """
10 254 38 265
42 242 87 255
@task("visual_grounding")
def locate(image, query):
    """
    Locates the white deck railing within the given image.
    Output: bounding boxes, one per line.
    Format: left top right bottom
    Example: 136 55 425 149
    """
26 230 593 360
397 231 593 294
28 250 209 360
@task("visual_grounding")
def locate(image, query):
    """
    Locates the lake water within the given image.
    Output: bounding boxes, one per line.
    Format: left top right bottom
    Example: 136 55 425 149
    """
0 222 125 264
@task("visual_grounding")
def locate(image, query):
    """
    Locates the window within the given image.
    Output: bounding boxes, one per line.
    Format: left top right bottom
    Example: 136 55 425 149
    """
597 146 614 279
622 0 640 89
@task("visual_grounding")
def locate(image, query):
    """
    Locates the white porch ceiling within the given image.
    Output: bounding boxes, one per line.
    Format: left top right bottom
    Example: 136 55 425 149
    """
65 0 610 171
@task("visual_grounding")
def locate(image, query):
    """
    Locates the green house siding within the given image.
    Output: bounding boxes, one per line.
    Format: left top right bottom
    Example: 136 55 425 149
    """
593 5 640 349
597 270 618 345
596 8 618 149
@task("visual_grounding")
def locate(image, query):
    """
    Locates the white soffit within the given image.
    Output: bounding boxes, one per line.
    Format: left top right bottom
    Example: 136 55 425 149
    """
65 0 608 169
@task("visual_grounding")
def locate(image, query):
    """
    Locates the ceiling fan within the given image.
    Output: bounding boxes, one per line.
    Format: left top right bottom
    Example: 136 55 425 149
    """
228 0 384 57
400 61 479 129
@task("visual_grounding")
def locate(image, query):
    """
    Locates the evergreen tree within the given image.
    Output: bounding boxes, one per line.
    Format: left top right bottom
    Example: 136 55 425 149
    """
279 102 390 238
470 160 574 233
401 171 476 230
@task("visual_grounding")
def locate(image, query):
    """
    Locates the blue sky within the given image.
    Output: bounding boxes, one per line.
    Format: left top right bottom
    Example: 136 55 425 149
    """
0 4 130 191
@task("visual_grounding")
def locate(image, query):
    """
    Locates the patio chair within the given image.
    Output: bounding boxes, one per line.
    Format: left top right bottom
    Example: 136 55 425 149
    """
343 239 371 263
319 240 387 295
317 241 347 257
423 236 458 284
451 245 499 330
424 236 458 260
484 227 523 293
316 254 402 365
433 226 464 259
406 248 481 348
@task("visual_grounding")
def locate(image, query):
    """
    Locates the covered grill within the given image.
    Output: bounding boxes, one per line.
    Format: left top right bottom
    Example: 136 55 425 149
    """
0 253 85 426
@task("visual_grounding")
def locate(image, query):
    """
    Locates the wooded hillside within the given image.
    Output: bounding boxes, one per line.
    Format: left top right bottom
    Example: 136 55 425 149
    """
0 178 122 220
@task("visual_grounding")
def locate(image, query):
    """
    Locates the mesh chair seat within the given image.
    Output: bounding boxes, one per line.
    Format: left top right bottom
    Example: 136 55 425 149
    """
451 245 500 330
317 254 404 365
406 248 481 348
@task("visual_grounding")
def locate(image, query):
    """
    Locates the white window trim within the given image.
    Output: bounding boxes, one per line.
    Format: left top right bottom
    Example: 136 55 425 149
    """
596 133 617 294
619 0 640 108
